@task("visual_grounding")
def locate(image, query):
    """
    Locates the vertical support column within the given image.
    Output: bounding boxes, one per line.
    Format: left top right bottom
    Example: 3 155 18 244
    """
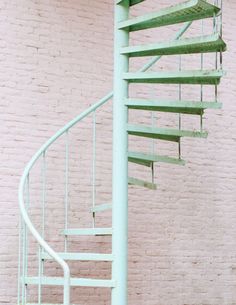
112 2 129 305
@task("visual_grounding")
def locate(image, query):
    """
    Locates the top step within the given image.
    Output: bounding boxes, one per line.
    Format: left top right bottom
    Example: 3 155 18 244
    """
119 0 220 32
117 0 145 6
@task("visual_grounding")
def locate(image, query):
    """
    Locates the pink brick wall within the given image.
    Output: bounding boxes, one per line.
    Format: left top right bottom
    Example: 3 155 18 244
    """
0 1 236 305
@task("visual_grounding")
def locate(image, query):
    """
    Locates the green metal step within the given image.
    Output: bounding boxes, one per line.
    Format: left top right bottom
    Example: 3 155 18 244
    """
128 151 185 167
41 252 113 261
127 124 207 142
63 228 112 236
24 277 115 288
125 99 222 115
124 70 224 85
128 177 157 190
119 0 220 31
91 203 112 213
121 34 226 57
117 0 145 6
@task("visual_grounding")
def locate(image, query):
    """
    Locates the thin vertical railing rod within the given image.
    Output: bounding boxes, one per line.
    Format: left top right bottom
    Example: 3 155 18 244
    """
219 0 223 70
22 220 26 305
92 111 97 227
214 0 219 103
38 245 42 305
17 216 22 305
200 19 204 131
38 152 46 305
178 55 182 159
64 131 69 252
22 175 29 305
151 111 155 183
41 152 46 240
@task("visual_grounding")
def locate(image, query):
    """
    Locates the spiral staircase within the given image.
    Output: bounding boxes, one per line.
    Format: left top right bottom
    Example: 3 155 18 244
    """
18 1 226 305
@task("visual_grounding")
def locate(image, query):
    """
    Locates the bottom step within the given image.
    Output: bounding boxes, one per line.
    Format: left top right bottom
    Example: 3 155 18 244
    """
128 177 157 190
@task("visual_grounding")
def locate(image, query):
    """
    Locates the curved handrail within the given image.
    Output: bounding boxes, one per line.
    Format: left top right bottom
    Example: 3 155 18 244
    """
18 21 192 305
18 91 113 305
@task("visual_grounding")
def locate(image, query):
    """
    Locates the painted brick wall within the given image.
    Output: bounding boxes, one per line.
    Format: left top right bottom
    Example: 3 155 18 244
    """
0 1 236 305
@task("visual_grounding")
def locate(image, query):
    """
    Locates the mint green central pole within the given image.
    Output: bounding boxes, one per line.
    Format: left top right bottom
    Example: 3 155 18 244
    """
112 1 129 305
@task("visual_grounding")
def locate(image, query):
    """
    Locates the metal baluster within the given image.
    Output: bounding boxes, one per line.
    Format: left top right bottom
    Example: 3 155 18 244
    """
200 19 204 131
64 131 69 252
151 111 155 183
151 111 155 155
178 55 182 159
213 0 218 34
38 152 46 305
92 111 96 227
214 0 220 103
22 216 26 305
17 216 22 305
38 245 42 305
22 174 30 305
219 0 223 71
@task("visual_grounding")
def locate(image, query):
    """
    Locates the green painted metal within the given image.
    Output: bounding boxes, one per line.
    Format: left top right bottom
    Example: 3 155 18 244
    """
63 228 112 236
24 277 116 288
127 124 208 142
125 99 222 115
124 70 224 85
18 1 227 303
92 111 97 227
41 252 113 261
64 131 69 252
17 19 192 304
121 34 226 57
129 0 145 5
119 0 220 31
116 0 145 6
91 203 112 213
128 151 185 167
128 177 157 190
112 2 129 305
18 95 112 305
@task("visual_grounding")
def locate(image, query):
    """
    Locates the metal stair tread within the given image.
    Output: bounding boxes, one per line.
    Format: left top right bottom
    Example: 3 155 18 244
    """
127 124 208 142
128 177 157 190
123 70 224 85
41 252 113 261
24 276 115 287
121 34 226 57
63 227 112 236
119 0 220 31
128 151 185 167
125 99 222 115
